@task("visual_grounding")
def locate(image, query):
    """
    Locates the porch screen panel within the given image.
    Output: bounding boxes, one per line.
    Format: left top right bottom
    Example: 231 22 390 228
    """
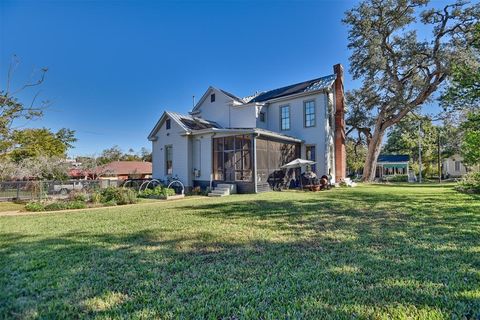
212 135 253 182
213 138 224 180
256 138 299 184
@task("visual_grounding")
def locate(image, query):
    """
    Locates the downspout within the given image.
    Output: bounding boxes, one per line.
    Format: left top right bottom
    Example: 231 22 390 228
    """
229 104 232 127
253 133 258 193
210 133 217 191
324 91 329 176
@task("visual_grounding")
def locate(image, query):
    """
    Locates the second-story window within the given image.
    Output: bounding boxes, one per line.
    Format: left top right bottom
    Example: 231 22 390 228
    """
259 112 265 122
304 100 316 127
166 119 171 130
211 93 215 102
280 105 290 130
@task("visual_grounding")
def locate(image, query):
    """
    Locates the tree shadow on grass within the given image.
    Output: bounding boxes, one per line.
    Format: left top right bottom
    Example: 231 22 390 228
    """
1 210 479 319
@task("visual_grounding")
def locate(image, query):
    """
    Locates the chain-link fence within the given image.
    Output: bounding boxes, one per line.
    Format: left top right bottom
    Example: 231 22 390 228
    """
0 180 119 202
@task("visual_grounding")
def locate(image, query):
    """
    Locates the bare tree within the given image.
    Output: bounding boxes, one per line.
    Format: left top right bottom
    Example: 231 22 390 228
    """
344 0 480 181
1 55 50 155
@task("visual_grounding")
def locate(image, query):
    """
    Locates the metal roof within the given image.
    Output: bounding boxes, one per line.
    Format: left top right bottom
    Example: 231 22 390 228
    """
167 111 221 131
247 74 337 103
189 127 303 143
377 154 410 163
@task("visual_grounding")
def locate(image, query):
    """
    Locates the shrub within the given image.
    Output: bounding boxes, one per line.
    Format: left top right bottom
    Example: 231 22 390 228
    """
44 202 68 211
103 199 117 207
99 187 137 205
25 201 45 212
386 174 408 182
188 186 208 196
44 201 87 211
68 191 88 202
66 200 87 210
90 191 103 204
138 186 176 198
115 188 138 205
162 188 176 197
455 172 480 194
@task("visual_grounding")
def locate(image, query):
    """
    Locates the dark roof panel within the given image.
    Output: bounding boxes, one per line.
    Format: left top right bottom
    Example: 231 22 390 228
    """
248 74 336 103
180 118 220 130
378 154 410 163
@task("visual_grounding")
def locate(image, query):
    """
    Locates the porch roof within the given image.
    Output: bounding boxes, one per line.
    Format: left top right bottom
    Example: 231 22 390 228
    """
187 127 303 143
377 154 410 163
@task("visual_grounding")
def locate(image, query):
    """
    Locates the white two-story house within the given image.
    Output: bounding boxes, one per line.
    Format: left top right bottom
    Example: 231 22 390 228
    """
148 64 346 193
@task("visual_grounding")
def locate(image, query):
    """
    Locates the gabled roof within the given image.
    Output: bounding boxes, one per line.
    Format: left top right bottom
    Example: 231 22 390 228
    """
191 86 244 113
377 154 410 163
191 73 337 112
247 74 337 103
148 111 221 140
219 89 244 104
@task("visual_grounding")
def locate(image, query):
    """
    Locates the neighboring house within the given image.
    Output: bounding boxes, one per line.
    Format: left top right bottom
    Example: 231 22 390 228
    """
96 161 152 180
69 161 152 180
148 64 346 193
442 154 468 178
375 155 410 178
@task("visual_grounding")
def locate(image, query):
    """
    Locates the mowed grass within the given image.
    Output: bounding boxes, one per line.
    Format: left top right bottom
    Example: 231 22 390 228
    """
1 184 479 319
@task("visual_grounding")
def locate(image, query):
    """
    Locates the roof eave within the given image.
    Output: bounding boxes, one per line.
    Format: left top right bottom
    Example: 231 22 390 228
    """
148 111 189 140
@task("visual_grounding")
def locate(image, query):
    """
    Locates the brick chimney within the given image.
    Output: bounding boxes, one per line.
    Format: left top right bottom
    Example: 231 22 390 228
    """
333 64 346 183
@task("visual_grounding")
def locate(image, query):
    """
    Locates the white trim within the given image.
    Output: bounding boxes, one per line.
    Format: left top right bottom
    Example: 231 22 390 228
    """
185 127 302 143
148 111 189 141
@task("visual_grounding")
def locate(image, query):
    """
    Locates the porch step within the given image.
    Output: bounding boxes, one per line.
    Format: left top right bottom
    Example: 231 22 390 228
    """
207 183 237 197
207 192 224 197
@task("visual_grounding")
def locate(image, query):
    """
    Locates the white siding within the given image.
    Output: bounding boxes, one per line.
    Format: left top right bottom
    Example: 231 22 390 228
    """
151 117 191 186
230 105 257 128
443 155 468 177
256 105 269 129
191 133 213 182
264 92 330 175
195 89 233 127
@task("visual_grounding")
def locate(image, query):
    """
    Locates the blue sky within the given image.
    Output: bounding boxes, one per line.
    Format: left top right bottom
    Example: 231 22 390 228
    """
0 0 449 156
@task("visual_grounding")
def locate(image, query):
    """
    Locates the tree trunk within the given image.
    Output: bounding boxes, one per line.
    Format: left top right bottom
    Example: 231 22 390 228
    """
362 129 385 182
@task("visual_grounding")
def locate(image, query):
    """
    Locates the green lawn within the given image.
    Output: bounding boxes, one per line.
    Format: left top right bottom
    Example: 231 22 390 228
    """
1 184 479 319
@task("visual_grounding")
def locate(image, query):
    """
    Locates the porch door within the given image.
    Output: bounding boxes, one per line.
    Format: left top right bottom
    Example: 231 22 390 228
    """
224 151 235 181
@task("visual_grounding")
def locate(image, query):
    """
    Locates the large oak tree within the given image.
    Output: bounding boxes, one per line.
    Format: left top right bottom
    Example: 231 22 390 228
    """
344 0 479 181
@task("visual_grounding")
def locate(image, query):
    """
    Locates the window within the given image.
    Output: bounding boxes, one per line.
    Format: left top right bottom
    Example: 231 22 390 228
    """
280 105 290 130
304 101 316 127
306 145 316 173
327 96 333 128
259 112 266 122
166 119 171 130
165 145 173 175
211 93 215 102
455 161 461 171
